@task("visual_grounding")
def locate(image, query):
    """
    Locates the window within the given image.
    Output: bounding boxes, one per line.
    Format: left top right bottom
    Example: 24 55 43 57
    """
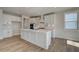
64 13 77 29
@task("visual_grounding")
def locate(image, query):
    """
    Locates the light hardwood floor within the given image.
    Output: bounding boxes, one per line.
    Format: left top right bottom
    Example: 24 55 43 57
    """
0 36 79 52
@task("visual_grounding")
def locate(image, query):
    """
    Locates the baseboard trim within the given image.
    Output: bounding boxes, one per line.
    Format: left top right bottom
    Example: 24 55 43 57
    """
0 35 20 40
52 37 68 40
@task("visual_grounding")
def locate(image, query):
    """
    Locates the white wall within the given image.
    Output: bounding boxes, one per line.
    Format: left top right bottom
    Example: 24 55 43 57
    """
54 9 79 41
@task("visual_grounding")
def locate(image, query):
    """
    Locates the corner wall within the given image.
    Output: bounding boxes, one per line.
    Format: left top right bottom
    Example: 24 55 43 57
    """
54 10 79 41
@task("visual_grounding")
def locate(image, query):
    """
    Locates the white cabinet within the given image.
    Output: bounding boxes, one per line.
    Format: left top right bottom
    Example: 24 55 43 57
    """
0 12 21 39
21 29 52 49
11 16 21 22
3 14 21 22
44 14 54 25
44 14 55 38
22 16 41 29
1 14 21 39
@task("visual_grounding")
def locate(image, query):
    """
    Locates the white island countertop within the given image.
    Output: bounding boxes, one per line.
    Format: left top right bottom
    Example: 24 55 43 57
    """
21 29 52 33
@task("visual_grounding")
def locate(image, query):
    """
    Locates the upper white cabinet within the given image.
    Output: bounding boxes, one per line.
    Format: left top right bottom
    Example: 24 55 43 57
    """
2 14 21 38
22 16 41 29
30 18 40 24
22 16 30 29
44 14 55 30
44 14 54 25
3 14 21 22
11 16 21 22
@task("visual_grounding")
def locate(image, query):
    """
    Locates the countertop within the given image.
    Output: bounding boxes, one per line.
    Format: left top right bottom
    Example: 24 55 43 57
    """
21 29 52 33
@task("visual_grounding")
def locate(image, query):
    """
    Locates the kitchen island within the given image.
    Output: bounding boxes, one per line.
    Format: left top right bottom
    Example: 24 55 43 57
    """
21 29 52 49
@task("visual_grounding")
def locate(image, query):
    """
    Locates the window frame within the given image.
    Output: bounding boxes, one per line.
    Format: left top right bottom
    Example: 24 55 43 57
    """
64 12 78 30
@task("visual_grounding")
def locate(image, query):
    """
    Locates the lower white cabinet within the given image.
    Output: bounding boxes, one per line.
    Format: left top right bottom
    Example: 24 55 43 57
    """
21 29 52 49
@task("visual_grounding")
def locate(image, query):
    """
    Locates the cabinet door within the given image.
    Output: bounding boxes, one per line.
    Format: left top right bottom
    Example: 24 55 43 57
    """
36 32 47 48
44 14 54 25
28 31 37 44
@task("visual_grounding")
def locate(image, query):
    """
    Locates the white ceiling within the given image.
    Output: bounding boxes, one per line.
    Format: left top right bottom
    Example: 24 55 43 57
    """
0 7 72 16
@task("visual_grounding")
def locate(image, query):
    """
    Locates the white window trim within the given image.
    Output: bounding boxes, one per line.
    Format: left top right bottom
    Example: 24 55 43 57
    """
64 12 78 30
